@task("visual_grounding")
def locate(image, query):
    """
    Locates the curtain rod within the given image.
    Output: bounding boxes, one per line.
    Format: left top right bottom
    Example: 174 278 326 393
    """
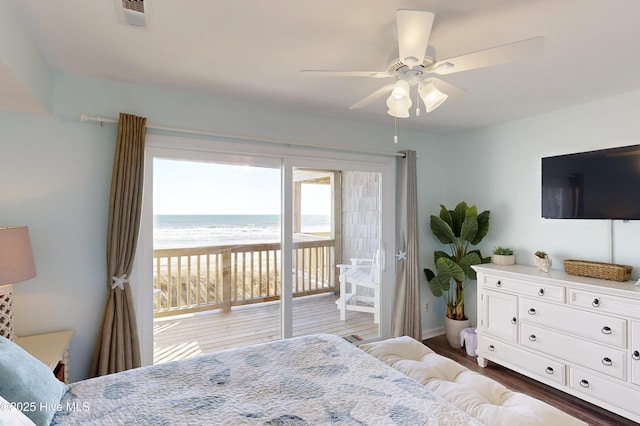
79 114 405 158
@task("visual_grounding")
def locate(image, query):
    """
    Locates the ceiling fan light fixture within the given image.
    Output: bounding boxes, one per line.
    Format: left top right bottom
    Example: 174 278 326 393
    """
386 102 411 118
391 80 410 100
386 92 411 118
419 81 448 113
387 80 412 117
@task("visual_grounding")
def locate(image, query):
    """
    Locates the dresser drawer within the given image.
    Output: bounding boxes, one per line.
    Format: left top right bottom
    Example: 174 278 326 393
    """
569 289 640 318
570 367 640 416
520 323 626 380
520 297 626 348
483 274 565 302
478 335 565 385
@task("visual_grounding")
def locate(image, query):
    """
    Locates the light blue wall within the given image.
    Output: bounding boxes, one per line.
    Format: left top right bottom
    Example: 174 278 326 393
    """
444 89 640 326
0 108 113 381
1 71 446 381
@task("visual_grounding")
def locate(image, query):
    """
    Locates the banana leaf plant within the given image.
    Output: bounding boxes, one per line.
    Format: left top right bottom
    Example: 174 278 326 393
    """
424 202 490 320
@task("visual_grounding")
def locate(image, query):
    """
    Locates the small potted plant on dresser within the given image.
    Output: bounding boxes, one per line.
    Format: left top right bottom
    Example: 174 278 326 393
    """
424 201 490 348
492 246 515 266
534 250 552 272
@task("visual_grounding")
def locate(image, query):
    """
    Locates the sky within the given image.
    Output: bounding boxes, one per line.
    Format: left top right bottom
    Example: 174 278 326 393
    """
153 158 330 215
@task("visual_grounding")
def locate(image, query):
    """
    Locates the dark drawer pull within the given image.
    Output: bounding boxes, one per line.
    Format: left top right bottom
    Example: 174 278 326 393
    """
528 308 536 315
602 357 613 366
592 298 600 308
538 288 545 296
580 379 590 388
488 345 495 352
633 351 640 361
601 326 612 335
496 280 502 287
511 317 517 325
529 334 537 342
545 367 554 375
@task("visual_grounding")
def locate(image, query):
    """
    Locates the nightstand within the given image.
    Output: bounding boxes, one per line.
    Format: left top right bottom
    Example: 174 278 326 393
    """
15 329 74 383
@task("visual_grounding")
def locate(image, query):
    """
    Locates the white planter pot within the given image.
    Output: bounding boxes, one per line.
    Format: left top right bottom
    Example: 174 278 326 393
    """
534 256 552 272
444 316 471 349
492 254 515 266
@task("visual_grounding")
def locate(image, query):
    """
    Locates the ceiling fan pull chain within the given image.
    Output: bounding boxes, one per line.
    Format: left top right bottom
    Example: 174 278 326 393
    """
394 118 398 144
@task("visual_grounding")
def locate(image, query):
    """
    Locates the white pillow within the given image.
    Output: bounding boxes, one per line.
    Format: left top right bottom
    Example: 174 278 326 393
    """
0 395 36 426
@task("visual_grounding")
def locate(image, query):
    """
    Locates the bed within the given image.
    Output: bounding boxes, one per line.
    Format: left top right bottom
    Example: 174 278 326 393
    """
46 334 479 425
1 333 583 425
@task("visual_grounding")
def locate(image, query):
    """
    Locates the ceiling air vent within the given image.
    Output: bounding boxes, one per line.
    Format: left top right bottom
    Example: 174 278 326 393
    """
122 0 144 13
116 0 150 29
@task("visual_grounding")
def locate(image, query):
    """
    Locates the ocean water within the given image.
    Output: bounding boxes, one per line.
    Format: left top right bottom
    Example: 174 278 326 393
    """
154 214 330 248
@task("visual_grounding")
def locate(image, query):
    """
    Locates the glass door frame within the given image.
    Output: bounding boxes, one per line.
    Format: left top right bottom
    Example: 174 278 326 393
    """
133 134 396 366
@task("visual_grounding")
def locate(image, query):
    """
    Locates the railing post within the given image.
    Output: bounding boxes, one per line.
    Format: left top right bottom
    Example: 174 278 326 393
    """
222 248 232 313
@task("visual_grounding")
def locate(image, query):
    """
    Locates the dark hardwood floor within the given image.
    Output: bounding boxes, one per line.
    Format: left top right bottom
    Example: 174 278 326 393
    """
423 335 638 426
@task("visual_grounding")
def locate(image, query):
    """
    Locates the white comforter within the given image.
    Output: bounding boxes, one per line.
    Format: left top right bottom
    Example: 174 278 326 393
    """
51 334 482 425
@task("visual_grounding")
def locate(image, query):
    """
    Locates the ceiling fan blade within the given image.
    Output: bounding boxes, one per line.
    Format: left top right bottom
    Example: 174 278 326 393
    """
300 70 391 79
397 9 435 66
431 36 545 75
349 84 395 110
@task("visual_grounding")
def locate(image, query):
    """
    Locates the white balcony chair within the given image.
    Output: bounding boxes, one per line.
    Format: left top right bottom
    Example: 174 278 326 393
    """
336 251 380 324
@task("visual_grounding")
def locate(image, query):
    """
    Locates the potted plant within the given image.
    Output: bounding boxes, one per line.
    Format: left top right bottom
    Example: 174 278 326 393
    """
492 246 515 266
424 201 490 348
534 250 552 272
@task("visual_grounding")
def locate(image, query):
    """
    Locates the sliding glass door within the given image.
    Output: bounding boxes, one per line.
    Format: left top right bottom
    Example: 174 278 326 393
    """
134 134 395 366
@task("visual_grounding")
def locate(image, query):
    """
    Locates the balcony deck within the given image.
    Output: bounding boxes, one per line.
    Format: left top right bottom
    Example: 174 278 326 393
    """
153 293 378 364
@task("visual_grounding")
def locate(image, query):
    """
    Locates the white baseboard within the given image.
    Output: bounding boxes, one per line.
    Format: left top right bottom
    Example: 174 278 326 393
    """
422 326 444 341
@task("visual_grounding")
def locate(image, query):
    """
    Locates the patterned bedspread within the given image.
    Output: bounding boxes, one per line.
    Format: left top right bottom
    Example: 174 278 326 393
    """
51 334 483 425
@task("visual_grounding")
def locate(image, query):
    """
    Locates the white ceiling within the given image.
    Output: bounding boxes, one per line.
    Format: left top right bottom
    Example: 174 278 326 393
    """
9 0 640 133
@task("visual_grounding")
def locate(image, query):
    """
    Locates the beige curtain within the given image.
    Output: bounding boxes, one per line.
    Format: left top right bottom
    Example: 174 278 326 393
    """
392 150 422 340
91 113 147 377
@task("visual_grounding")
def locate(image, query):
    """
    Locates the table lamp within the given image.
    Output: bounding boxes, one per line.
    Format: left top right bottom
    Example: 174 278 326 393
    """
0 226 36 341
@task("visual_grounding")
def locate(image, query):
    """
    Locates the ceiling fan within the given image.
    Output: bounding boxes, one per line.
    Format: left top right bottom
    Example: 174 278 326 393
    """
302 10 544 119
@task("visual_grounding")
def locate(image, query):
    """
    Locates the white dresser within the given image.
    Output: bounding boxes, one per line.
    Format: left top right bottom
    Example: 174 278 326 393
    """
473 264 640 422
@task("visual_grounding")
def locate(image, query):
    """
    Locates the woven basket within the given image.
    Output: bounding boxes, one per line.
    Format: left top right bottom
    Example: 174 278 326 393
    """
564 259 632 282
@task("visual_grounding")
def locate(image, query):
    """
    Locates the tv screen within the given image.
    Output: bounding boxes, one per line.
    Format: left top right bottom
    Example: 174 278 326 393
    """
542 144 640 219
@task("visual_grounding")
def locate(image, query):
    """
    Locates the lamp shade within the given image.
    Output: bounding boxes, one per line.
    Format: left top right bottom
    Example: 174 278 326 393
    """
0 227 36 286
419 81 448 113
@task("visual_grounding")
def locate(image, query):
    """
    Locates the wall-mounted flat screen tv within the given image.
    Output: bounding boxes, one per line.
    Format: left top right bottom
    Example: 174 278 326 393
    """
542 144 640 219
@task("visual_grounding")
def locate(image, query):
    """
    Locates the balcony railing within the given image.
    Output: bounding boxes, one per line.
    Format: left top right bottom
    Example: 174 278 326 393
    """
153 239 336 317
